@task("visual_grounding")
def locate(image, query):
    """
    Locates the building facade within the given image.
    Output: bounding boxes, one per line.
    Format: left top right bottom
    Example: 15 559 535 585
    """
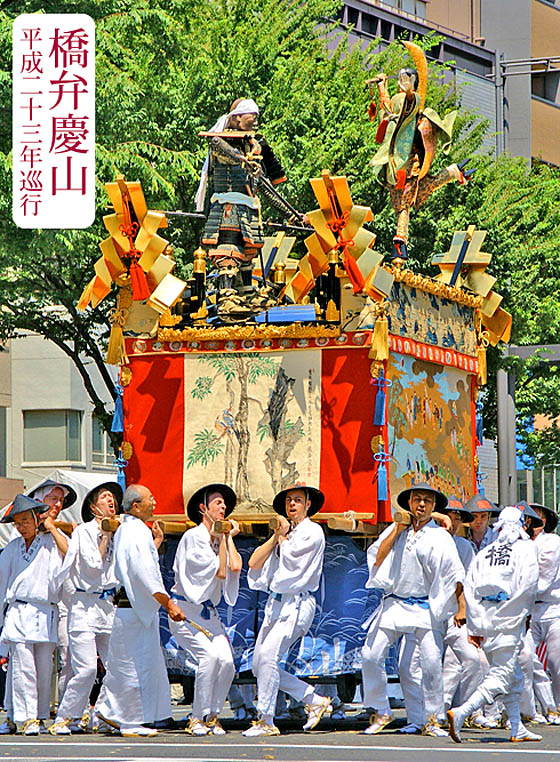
341 1 560 167
3 333 116 496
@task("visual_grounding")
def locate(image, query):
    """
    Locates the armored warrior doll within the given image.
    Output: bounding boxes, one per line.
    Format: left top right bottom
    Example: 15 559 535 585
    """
196 98 300 320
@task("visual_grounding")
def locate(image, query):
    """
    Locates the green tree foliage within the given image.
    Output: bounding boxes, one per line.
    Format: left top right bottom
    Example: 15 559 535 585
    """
0 0 559 462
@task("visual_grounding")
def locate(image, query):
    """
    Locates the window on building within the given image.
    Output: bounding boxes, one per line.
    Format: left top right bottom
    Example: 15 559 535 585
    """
347 7 360 28
543 467 555 508
533 467 543 503
532 70 560 104
378 0 427 18
92 415 113 466
381 20 392 40
362 13 378 36
23 410 82 463
333 5 344 22
517 470 528 503
531 466 559 512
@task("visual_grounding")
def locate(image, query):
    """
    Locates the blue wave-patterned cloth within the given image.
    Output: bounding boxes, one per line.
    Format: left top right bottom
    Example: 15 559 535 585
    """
159 534 397 678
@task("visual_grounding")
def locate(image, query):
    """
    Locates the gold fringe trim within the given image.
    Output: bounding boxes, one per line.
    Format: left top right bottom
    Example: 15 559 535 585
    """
158 324 341 343
368 302 389 361
390 266 483 309
477 345 487 386
106 288 132 365
474 312 490 386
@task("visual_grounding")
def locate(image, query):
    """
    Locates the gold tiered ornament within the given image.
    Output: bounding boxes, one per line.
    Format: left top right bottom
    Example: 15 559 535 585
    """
431 225 512 384
77 176 510 384
77 175 187 364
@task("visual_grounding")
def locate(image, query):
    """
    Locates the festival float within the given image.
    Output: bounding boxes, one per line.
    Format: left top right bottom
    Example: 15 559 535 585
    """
78 42 511 685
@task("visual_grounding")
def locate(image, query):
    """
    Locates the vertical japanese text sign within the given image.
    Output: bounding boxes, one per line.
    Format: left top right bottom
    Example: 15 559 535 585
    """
13 14 95 228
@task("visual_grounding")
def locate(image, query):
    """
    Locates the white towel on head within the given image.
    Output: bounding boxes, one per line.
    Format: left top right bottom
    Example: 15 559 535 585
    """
493 506 528 545
195 99 260 211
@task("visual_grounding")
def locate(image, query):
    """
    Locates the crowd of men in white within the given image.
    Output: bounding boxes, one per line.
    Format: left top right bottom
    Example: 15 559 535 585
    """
0 476 558 743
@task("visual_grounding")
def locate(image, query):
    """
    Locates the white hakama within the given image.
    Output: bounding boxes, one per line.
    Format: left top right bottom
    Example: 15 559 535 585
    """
55 519 118 721
170 523 239 720
362 520 463 723
247 517 325 718
0 533 64 723
96 515 171 726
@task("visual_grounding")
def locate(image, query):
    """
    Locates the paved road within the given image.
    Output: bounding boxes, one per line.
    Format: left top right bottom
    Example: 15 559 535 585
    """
1 733 560 762
1 713 560 762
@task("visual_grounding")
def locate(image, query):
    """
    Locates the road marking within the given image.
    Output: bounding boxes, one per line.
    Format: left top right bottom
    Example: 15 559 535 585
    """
1 741 558 756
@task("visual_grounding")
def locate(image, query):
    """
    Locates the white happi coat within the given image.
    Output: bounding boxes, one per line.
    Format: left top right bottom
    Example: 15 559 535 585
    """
113 515 165 625
96 514 171 725
170 523 239 720
56 519 118 634
367 520 464 632
247 517 325 718
0 533 64 643
172 522 239 608
248 517 325 627
532 532 560 623
465 534 539 650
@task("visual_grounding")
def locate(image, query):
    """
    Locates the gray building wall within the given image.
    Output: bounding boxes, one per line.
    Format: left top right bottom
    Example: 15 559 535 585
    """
477 437 499 503
456 69 498 155
8 334 116 489
480 0 532 160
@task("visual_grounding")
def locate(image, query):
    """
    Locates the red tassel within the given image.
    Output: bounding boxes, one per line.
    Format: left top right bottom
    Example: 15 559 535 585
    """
129 260 150 301
343 252 365 294
375 119 388 143
395 169 407 190
368 102 377 122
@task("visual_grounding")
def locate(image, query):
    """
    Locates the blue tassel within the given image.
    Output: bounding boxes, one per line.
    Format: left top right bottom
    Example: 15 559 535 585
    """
374 444 390 501
371 369 392 427
377 460 388 501
475 398 484 444
115 450 128 491
111 383 124 433
476 470 488 494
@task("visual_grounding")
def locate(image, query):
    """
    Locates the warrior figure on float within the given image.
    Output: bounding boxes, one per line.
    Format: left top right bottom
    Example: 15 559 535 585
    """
368 41 474 262
196 98 302 321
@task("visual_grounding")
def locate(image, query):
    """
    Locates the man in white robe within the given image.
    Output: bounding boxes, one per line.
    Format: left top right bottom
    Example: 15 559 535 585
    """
441 496 490 727
464 493 498 551
243 485 330 737
28 480 78 709
0 494 69 735
361 483 464 737
95 484 185 737
169 483 241 735
398 495 487 733
527 502 560 721
448 506 541 743
49 482 123 735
